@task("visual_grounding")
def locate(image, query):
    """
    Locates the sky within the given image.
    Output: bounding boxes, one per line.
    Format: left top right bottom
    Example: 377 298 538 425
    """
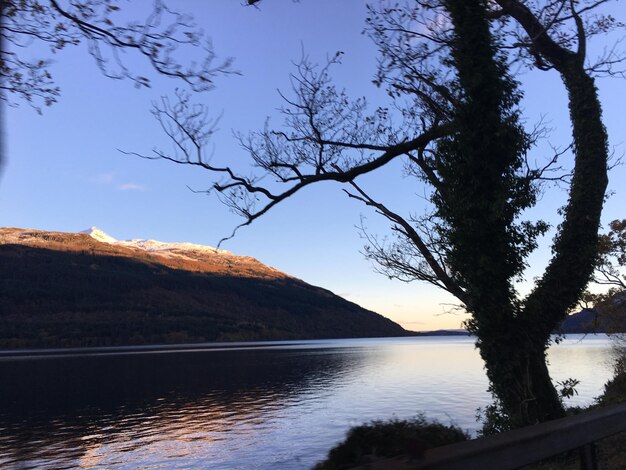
2 1 625 331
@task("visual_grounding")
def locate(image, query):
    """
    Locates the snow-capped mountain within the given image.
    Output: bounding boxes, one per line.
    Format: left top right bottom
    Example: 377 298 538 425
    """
80 226 231 256
80 227 118 245
1 226 283 279
0 226 407 347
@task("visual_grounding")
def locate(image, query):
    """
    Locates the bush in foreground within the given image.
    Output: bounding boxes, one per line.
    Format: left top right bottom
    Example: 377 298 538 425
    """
598 344 626 406
313 415 469 469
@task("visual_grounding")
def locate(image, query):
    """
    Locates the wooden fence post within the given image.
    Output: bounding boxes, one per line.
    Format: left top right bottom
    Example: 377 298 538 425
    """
579 442 597 470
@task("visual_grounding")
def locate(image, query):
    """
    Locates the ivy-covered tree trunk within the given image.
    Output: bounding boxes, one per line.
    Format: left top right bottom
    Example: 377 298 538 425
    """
437 0 561 427
440 0 607 428
523 62 609 330
501 2 609 427
504 60 608 427
478 327 564 427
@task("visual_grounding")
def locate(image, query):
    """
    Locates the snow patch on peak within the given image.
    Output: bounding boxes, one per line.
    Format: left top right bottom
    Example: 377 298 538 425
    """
119 239 228 255
79 227 233 257
81 227 117 244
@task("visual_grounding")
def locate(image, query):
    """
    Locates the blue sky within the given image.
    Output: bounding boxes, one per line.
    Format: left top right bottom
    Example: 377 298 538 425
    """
3 1 625 330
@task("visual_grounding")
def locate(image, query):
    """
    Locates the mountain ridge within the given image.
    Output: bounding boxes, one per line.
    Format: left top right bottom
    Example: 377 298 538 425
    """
1 226 288 280
0 227 407 348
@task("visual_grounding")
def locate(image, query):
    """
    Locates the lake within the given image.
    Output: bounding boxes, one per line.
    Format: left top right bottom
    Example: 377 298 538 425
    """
0 335 616 469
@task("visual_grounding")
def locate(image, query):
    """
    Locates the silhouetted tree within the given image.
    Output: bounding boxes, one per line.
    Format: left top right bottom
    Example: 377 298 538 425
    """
595 219 626 290
134 0 622 428
580 219 626 330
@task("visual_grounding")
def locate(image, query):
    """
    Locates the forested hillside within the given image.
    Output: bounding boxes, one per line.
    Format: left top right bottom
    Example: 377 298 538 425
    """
0 228 406 348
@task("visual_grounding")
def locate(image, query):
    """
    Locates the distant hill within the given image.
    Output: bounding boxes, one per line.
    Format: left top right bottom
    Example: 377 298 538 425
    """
413 329 470 337
0 227 406 348
559 308 603 334
559 291 626 334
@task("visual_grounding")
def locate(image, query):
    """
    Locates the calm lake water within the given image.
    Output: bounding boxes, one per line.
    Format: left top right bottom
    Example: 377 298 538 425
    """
0 335 616 469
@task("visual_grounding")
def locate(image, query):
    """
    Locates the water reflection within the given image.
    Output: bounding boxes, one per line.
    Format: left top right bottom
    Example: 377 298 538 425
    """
1 347 364 469
0 336 614 469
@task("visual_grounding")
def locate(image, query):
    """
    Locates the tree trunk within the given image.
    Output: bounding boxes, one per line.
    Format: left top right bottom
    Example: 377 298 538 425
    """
478 328 565 428
442 0 573 429
523 59 609 336
492 56 610 428
487 2 610 428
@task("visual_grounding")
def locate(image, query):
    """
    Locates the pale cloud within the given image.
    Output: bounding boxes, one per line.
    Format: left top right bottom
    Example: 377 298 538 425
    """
92 172 116 184
91 172 146 191
117 183 146 191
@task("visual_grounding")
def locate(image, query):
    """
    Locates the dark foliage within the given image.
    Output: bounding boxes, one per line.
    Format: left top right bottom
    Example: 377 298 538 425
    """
598 356 626 406
313 416 469 469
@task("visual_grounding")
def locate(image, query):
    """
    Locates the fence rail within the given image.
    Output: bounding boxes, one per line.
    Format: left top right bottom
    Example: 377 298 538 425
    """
356 402 626 469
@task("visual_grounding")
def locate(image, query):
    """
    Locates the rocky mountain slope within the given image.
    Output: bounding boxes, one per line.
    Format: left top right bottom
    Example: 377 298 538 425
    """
0 227 407 348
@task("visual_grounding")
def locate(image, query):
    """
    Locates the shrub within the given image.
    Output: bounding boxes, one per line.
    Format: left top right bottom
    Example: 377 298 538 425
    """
313 415 469 469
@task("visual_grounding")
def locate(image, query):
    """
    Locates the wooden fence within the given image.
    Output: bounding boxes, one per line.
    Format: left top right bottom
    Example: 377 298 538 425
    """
356 402 626 469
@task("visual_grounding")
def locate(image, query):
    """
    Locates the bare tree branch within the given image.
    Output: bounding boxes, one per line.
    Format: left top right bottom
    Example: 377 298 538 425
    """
1 0 237 111
343 180 468 303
